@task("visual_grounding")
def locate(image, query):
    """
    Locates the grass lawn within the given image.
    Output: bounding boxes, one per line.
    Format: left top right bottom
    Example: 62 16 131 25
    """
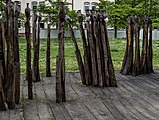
19 38 159 73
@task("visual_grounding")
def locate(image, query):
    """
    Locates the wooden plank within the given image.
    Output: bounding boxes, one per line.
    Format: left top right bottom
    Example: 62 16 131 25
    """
91 87 126 120
33 78 55 120
118 73 159 112
41 75 69 120
107 87 143 120
122 75 159 97
40 75 55 101
118 78 159 119
115 79 158 119
9 109 21 120
37 103 55 120
34 81 46 101
117 75 159 112
115 74 157 119
118 74 159 94
48 102 66 120
118 96 149 120
23 103 40 120
70 73 116 120
21 79 28 104
101 86 140 120
64 73 96 120
19 72 159 120
0 111 10 120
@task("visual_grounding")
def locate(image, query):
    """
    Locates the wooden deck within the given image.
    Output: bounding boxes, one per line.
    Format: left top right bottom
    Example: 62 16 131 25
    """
1 71 159 120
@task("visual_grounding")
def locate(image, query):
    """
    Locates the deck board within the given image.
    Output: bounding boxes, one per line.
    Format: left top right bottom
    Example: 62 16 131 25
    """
1 71 159 119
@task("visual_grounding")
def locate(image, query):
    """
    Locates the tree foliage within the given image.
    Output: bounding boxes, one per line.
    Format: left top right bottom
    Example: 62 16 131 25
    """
97 0 159 29
37 0 78 28
0 0 25 23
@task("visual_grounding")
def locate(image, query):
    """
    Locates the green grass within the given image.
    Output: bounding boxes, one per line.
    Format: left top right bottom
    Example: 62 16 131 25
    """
20 38 84 73
19 38 159 73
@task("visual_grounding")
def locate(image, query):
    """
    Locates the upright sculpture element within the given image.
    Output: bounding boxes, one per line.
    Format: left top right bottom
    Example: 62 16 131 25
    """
77 10 91 85
85 10 93 86
121 16 134 75
141 16 149 74
140 16 154 74
121 15 153 76
0 10 7 111
56 2 66 103
133 16 141 76
5 0 15 109
103 13 117 86
46 14 51 77
93 13 103 87
25 3 33 99
65 14 86 85
77 10 117 87
147 16 153 73
87 10 98 86
32 9 40 82
14 2 20 104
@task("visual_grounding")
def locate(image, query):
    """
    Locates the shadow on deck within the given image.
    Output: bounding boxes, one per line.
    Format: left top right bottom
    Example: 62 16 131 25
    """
1 71 159 120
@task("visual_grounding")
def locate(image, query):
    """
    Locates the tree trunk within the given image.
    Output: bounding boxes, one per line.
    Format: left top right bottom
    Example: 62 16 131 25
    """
133 16 141 76
25 3 33 99
77 10 91 86
56 2 66 103
120 16 134 75
14 3 20 104
0 18 6 111
5 1 15 109
32 11 40 82
46 14 51 77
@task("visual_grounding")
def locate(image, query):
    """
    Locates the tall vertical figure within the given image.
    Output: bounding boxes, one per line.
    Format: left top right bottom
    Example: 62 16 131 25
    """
93 13 103 87
141 16 149 74
85 10 93 85
0 10 7 111
14 2 20 104
87 10 98 86
32 9 40 82
5 0 15 109
66 14 86 85
103 13 117 86
147 16 153 73
77 10 91 85
46 14 51 77
133 16 141 76
25 3 33 99
121 16 134 75
56 2 66 103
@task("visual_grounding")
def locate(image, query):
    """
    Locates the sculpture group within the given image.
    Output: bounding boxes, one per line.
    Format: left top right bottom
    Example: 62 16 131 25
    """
121 15 153 76
0 1 153 111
